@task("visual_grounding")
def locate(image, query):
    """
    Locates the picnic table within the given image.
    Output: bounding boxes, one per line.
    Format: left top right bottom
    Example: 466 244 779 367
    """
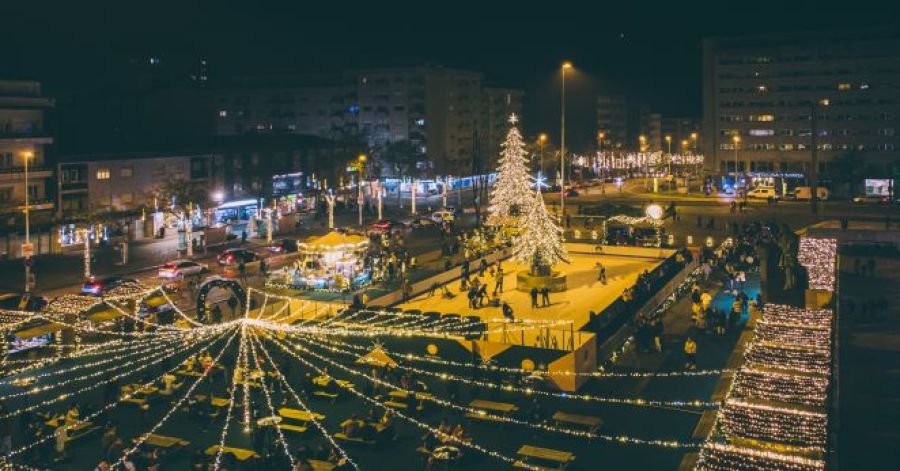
468 399 518 413
551 411 603 432
204 445 260 462
194 395 230 407
175 369 204 377
122 383 159 395
278 407 325 422
137 434 189 449
45 418 92 431
312 376 353 389
514 445 575 470
308 459 336 471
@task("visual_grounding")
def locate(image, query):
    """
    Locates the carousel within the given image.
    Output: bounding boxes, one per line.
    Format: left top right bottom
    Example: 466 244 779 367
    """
272 231 371 291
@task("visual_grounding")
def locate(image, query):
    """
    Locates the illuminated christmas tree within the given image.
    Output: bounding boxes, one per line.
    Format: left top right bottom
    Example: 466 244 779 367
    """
513 190 569 275
488 113 533 226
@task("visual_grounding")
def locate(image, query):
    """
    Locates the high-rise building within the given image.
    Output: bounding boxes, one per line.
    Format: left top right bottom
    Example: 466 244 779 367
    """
480 86 524 169
661 117 700 153
0 80 54 218
596 94 632 150
702 29 900 179
641 112 663 152
215 73 345 140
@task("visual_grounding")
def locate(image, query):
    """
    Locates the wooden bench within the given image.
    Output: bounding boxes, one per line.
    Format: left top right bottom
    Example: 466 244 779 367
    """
383 400 409 409
466 399 518 422
276 423 308 434
464 411 508 423
64 424 100 443
278 407 325 422
312 390 339 402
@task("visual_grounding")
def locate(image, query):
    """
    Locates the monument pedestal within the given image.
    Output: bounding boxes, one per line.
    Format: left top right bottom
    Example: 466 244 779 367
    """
515 270 567 292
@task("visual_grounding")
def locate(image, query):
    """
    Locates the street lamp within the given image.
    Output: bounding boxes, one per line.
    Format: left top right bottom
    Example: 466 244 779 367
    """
597 132 606 177
357 154 367 226
538 133 547 182
690 132 700 179
639 135 648 188
665 135 672 176
732 134 741 194
560 61 572 222
22 150 34 292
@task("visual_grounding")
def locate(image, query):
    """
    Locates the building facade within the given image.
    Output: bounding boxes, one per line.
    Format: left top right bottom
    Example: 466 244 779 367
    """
596 94 632 150
661 117 701 153
0 80 54 217
702 29 900 180
57 152 214 217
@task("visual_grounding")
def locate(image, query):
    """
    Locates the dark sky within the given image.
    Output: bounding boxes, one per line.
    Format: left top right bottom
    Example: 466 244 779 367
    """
2 0 893 151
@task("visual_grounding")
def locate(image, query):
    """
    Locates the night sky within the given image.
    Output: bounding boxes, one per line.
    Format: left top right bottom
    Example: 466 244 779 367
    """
1 0 892 151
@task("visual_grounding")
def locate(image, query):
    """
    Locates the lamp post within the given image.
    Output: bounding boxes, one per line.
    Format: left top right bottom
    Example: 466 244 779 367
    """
690 132 700 180
186 202 194 257
560 61 572 222
22 150 33 292
810 98 829 215
597 132 605 178
639 135 648 189
357 154 367 226
538 133 547 182
732 134 741 196
665 135 672 177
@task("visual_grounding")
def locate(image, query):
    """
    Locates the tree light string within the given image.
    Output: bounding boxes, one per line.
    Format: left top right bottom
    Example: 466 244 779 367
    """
212 325 244 471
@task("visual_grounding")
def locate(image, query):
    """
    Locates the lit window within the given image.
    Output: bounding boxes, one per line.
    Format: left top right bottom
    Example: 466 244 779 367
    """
120 167 133 178
218 110 228 118
757 114 774 122
749 129 774 136
757 85 768 93
96 169 110 180
838 83 851 91
415 118 425 126
860 83 870 90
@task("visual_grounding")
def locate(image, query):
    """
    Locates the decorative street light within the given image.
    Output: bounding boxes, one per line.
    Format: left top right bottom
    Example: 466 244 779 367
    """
22 150 34 292
732 134 741 195
560 61 572 222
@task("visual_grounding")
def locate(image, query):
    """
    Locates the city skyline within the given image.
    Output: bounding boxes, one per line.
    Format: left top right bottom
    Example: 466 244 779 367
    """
2 1 895 151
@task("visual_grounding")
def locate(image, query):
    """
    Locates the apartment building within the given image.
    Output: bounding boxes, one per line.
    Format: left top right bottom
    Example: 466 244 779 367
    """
702 29 900 178
0 80 54 216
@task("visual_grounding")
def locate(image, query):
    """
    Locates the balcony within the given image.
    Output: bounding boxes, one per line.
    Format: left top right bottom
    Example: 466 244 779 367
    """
0 165 53 180
0 128 53 144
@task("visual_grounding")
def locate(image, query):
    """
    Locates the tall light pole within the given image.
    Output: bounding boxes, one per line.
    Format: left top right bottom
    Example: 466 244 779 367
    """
691 132 699 179
732 134 741 194
357 154 367 226
560 61 572 222
665 135 672 176
810 98 829 215
597 132 605 177
22 150 33 292
538 133 547 182
639 135 648 189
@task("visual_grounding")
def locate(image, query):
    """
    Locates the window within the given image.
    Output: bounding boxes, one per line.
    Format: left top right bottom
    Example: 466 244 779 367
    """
749 129 774 136
0 188 11 201
120 193 133 204
27 185 38 199
0 152 12 168
837 82 851 91
120 167 133 178
218 110 228 118
96 169 110 180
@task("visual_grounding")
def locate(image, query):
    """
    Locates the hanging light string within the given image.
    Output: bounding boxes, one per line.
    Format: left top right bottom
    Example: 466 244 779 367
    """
0 335 184 402
212 325 245 471
0 336 169 380
156 287 205 327
309 334 732 379
295 333 718 409
257 332 537 469
5 327 232 460
112 327 240 469
245 330 297 469
263 332 700 451
248 329 358 470
0 329 219 421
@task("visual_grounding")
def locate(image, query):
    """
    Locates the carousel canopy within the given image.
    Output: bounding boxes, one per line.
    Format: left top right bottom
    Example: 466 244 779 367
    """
355 346 398 368
299 231 368 252
606 215 664 228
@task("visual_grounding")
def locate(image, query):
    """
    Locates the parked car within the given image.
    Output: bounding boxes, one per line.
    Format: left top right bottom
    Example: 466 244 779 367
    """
782 190 798 201
81 276 138 296
0 292 48 311
369 219 407 234
217 248 260 266
565 189 580 197
158 259 208 279
266 239 298 254
411 217 438 229
430 210 455 223
852 195 889 204
794 186 829 201
746 187 778 199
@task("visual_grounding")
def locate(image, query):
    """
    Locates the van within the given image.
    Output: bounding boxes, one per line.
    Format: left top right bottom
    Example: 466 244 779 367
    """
746 187 777 199
794 186 829 201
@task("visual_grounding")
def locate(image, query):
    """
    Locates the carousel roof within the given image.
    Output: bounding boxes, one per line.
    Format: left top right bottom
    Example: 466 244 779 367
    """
300 231 368 251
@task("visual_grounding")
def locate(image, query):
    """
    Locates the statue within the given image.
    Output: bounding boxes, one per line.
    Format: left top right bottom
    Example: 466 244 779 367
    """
776 225 799 290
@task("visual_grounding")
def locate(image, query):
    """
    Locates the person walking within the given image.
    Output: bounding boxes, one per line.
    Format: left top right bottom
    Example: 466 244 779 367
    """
530 287 539 308
541 287 550 307
684 337 697 370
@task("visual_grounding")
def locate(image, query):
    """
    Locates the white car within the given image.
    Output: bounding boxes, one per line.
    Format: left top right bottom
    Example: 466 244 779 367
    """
746 187 778 199
158 260 208 279
431 210 455 223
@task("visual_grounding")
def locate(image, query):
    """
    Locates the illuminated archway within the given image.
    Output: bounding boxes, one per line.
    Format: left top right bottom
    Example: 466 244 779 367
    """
196 277 246 322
